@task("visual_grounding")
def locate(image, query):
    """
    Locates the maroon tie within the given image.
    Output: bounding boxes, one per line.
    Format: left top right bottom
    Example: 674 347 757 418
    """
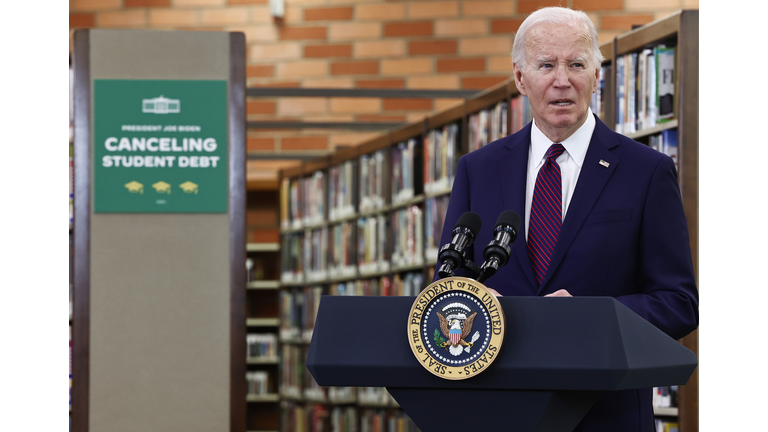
528 144 565 286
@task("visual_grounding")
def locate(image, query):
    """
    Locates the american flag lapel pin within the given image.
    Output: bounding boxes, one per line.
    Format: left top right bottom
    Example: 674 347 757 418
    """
599 159 610 168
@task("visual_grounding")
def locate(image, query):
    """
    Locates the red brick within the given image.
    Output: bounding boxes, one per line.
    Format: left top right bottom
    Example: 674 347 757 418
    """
383 98 433 111
331 61 379 75
573 0 622 11
125 0 170 6
356 79 405 89
247 101 276 115
252 228 280 243
409 40 457 55
383 21 433 37
247 65 274 78
356 114 407 122
70 13 95 28
279 26 327 40
247 137 275 152
282 137 329 151
517 0 563 14
461 1 515 16
461 76 508 89
601 14 655 30
356 4 405 20
305 7 353 21
354 41 405 58
329 22 381 40
491 19 524 34
305 44 352 58
408 1 459 18
436 58 485 73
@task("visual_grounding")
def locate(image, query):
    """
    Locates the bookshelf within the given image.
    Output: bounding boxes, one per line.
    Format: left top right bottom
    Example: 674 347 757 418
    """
611 10 699 431
270 10 698 432
246 185 283 432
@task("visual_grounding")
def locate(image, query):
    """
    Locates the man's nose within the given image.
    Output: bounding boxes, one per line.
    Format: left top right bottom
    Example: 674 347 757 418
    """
553 66 570 87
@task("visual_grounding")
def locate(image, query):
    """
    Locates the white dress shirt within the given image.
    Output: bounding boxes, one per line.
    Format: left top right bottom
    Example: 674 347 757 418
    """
524 109 596 239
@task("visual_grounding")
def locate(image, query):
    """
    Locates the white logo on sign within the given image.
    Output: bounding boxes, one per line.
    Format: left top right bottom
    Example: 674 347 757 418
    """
142 95 180 114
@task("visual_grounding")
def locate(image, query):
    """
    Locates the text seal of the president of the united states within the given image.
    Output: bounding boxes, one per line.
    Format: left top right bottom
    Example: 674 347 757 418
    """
407 276 505 380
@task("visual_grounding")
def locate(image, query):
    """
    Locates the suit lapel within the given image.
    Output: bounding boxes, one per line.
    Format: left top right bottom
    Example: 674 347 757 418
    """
537 118 620 295
497 124 538 290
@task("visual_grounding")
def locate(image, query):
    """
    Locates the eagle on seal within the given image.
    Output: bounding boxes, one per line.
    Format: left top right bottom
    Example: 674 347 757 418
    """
437 311 478 356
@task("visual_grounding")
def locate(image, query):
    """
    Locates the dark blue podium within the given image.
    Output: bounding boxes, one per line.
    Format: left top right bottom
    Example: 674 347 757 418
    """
306 296 697 432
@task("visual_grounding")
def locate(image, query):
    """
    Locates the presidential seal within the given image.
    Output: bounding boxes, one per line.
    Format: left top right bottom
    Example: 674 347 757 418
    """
407 276 505 380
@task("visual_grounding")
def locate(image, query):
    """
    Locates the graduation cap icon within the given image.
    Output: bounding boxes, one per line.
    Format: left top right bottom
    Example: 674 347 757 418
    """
179 181 198 194
152 181 171 194
125 181 144 194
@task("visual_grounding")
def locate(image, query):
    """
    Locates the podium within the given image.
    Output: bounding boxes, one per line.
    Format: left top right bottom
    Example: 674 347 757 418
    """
306 296 697 432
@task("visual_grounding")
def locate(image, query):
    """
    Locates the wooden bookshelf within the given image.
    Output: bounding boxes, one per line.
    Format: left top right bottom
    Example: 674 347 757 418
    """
612 10 699 432
245 186 283 432
271 10 699 432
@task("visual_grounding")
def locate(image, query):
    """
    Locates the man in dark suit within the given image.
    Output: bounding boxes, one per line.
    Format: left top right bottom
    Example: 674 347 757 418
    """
434 7 698 432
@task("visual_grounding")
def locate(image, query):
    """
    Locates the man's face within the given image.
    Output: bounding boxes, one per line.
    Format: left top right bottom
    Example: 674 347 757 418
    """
514 23 600 142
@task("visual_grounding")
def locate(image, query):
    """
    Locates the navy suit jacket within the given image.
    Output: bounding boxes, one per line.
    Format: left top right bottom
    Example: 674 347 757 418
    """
433 116 698 431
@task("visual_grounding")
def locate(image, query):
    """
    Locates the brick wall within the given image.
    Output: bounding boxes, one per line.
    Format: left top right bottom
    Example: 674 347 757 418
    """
70 0 698 179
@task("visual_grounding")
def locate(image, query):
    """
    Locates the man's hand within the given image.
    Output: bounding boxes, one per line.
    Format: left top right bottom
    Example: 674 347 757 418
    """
487 287 502 297
544 289 572 297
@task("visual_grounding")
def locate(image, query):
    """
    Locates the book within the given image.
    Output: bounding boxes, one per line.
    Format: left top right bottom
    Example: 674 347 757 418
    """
424 123 459 194
392 139 416 205
661 128 678 173
656 46 676 122
329 160 355 222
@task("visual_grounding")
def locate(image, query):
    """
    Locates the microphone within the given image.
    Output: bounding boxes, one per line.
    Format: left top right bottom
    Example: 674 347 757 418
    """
437 211 482 279
477 210 522 283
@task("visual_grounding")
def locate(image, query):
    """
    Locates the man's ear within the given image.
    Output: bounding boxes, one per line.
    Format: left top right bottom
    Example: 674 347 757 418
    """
513 63 526 96
592 66 600 93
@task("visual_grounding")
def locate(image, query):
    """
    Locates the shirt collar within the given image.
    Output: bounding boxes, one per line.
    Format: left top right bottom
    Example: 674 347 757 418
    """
530 108 596 168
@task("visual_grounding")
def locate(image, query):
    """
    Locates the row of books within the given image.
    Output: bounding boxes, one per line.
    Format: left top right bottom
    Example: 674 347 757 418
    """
329 160 355 222
590 65 609 121
279 274 427 347
281 402 330 432
468 101 507 153
615 46 676 134
655 419 678 432
281 208 433 283
357 215 389 274
280 287 323 342
653 386 678 409
390 206 424 269
247 333 278 358
360 409 419 432
246 371 271 395
510 94 533 134
281 404 419 432
360 150 387 214
281 344 305 400
282 171 326 230
329 272 425 297
648 129 679 172
392 139 417 205
424 195 450 260
423 122 459 194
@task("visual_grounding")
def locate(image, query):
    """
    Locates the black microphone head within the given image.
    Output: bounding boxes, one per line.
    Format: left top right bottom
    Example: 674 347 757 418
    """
495 210 521 240
455 211 482 236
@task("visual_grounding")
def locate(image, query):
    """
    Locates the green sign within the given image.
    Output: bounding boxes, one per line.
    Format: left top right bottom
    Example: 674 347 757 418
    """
94 79 228 213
